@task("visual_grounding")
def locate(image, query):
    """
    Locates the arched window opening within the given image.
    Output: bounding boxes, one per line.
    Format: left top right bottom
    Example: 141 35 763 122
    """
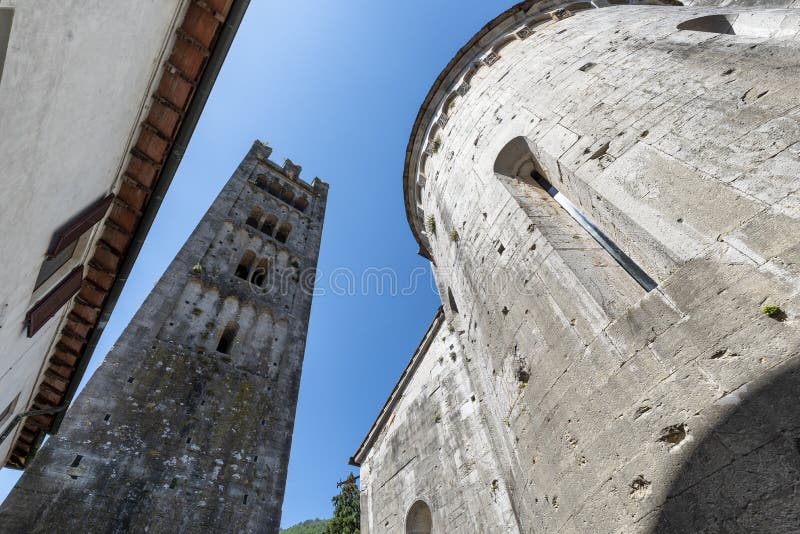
245 207 263 229
235 250 256 280
261 214 278 236
255 173 269 189
275 223 292 244
405 500 432 534
294 196 309 213
494 137 654 318
251 259 270 288
529 170 656 292
281 187 295 204
216 322 238 354
267 181 282 197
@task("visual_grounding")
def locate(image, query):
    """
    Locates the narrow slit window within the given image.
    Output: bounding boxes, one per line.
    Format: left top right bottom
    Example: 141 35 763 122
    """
0 8 13 86
216 322 238 354
530 171 656 291
447 287 459 313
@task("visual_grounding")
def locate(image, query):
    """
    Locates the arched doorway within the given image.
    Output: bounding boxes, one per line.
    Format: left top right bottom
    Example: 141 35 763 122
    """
405 500 432 534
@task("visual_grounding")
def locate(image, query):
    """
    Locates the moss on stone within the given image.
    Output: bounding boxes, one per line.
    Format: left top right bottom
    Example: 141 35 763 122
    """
761 304 784 319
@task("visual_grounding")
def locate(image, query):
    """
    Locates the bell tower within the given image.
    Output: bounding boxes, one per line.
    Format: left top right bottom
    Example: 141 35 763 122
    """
0 141 328 533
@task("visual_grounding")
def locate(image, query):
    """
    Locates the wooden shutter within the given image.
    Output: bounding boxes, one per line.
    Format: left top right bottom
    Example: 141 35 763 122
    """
47 194 114 257
25 266 83 337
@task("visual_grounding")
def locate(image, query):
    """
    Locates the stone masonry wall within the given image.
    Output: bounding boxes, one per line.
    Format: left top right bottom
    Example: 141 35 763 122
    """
0 141 328 534
362 3 800 533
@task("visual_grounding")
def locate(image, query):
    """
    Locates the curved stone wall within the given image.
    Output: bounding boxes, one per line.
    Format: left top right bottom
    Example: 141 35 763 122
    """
380 2 800 532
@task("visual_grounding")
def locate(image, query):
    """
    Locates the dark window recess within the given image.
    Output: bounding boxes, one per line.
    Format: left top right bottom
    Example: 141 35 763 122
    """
33 241 77 291
217 323 238 354
47 194 114 257
103 414 110 422
447 288 459 313
0 8 13 86
294 197 309 212
243 494 248 505
530 171 657 291
70 455 83 468
25 266 84 337
275 223 291 243
234 265 249 279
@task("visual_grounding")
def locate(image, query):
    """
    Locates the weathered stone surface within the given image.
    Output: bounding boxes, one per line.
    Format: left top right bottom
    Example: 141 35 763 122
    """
0 141 328 534
357 2 800 533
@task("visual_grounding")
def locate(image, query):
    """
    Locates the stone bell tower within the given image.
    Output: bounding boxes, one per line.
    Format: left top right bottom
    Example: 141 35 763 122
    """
0 141 328 533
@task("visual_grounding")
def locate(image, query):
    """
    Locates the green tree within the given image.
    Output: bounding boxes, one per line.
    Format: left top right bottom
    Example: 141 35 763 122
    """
280 518 330 534
322 473 360 534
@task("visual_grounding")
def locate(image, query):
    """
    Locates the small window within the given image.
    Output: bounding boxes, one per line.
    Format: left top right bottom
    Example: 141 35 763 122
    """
0 394 19 426
447 287 459 314
216 322 238 354
677 13 784 37
267 181 282 197
281 187 295 204
254 173 268 189
294 197 309 213
275 223 291 244
235 250 256 280
261 214 278 236
0 8 12 86
245 207 263 229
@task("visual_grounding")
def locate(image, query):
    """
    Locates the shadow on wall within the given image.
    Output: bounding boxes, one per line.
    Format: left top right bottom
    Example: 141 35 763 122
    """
655 361 800 533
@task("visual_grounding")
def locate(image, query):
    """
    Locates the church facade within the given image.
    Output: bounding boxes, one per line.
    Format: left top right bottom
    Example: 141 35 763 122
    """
353 1 800 532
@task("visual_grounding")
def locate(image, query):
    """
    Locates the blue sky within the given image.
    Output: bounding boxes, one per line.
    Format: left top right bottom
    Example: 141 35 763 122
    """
0 1 517 527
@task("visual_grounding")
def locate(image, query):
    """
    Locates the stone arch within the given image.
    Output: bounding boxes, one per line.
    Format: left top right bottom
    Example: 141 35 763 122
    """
235 250 256 280
281 186 295 205
245 206 263 229
293 196 309 213
494 136 651 319
275 222 292 244
405 500 432 534
261 214 278 236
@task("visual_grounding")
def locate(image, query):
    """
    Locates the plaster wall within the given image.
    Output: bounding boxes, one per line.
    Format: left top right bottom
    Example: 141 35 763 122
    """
0 0 188 464
364 3 800 532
